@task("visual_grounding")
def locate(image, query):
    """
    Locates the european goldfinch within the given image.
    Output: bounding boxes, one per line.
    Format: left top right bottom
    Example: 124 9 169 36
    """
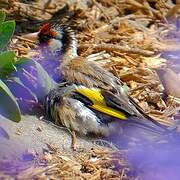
25 23 172 136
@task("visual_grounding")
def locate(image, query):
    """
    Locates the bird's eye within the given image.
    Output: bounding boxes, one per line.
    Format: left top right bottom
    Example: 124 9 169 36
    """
38 33 52 43
43 35 51 41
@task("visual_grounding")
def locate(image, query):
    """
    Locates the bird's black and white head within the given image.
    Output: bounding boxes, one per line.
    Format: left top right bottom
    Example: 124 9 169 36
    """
25 23 77 59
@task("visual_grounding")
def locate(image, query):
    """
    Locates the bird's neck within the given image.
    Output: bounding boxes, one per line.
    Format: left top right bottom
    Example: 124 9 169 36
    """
61 36 78 65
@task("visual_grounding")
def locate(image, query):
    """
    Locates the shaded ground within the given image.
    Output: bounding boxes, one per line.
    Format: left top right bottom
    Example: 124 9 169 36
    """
0 116 134 179
0 115 98 159
2 116 180 179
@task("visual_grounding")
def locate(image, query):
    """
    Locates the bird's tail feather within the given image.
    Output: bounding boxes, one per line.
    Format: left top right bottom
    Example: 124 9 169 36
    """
127 116 169 135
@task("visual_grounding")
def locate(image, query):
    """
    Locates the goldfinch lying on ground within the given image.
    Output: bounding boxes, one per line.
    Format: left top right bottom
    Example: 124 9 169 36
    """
25 23 175 136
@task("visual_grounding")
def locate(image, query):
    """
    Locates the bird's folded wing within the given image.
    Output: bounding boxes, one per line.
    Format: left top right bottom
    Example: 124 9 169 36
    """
75 86 169 133
75 86 144 119
74 87 127 120
101 90 170 129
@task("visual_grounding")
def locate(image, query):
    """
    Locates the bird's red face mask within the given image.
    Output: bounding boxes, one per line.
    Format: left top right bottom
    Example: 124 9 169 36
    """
23 23 57 43
38 23 57 44
23 22 75 57
24 23 65 57
38 23 63 57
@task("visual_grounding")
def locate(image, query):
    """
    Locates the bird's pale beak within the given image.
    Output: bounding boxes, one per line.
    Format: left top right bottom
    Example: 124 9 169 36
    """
22 32 39 42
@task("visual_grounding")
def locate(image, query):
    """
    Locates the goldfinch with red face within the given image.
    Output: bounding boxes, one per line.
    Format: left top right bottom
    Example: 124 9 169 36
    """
25 23 174 136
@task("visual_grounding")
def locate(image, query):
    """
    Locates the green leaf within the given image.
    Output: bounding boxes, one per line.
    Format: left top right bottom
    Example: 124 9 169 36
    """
0 11 6 24
0 20 15 51
0 51 16 77
5 77 38 102
14 57 29 66
33 60 58 99
14 58 57 100
0 79 21 122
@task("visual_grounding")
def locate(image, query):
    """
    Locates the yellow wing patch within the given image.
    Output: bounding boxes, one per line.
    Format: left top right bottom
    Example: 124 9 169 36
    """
76 87 127 120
